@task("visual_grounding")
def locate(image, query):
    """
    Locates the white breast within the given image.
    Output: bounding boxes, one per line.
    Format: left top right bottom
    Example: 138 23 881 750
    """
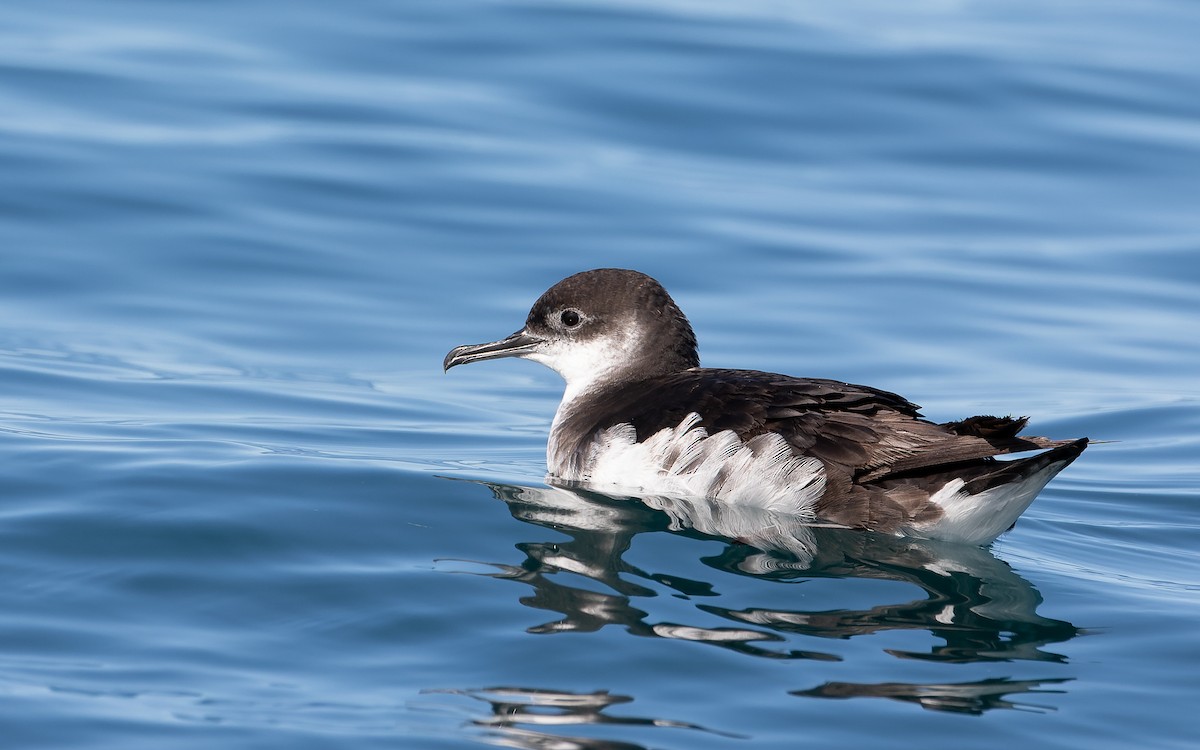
550 412 827 517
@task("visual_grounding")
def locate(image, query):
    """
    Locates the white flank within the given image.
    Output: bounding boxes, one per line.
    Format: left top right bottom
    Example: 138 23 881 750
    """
909 461 1069 545
561 413 827 517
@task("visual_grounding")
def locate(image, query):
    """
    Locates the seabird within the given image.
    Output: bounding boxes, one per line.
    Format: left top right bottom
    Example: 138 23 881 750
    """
444 268 1087 545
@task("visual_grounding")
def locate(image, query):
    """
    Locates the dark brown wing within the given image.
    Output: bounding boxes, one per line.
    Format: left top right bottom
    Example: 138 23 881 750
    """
560 368 1074 487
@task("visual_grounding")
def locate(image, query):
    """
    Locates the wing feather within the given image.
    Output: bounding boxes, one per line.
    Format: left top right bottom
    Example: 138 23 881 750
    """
557 368 1067 488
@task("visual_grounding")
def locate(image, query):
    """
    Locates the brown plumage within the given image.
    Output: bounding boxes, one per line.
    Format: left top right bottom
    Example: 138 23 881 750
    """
550 367 1086 535
445 268 1088 544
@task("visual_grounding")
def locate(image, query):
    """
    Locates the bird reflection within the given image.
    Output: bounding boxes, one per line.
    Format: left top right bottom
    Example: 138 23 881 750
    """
698 532 1080 664
438 479 1081 722
792 677 1072 715
427 686 741 750
444 479 1080 667
444 481 836 659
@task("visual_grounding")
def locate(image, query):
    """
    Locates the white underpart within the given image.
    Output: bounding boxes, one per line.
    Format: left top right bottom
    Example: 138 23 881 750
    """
910 461 1068 545
554 412 827 517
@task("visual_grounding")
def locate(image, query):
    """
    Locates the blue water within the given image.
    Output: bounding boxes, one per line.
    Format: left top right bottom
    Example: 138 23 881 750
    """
2 1 1198 747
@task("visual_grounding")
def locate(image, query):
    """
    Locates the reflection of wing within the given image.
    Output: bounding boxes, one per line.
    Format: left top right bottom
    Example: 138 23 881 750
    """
445 479 1079 665
792 677 1073 715
427 685 742 748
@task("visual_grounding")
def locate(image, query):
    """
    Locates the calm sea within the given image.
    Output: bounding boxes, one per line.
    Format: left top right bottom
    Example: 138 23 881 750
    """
2 1 1198 748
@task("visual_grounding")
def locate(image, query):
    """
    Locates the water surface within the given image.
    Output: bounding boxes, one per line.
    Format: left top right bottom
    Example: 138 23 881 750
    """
1 1 1198 748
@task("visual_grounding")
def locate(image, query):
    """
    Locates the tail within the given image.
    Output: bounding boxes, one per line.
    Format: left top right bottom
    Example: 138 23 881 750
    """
908 438 1088 545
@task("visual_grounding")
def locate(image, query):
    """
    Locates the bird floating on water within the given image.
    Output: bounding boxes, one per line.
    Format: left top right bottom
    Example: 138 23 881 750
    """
444 268 1086 545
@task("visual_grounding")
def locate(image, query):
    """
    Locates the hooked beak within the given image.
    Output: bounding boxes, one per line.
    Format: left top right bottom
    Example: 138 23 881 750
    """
443 330 544 372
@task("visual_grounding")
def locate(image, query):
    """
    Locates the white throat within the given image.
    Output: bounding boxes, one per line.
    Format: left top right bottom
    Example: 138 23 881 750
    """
525 329 644 410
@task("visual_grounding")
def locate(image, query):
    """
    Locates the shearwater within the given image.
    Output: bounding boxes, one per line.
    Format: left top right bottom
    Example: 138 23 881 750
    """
444 268 1086 545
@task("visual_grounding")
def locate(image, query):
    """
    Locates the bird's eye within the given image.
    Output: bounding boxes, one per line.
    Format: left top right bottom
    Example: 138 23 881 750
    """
559 309 582 328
